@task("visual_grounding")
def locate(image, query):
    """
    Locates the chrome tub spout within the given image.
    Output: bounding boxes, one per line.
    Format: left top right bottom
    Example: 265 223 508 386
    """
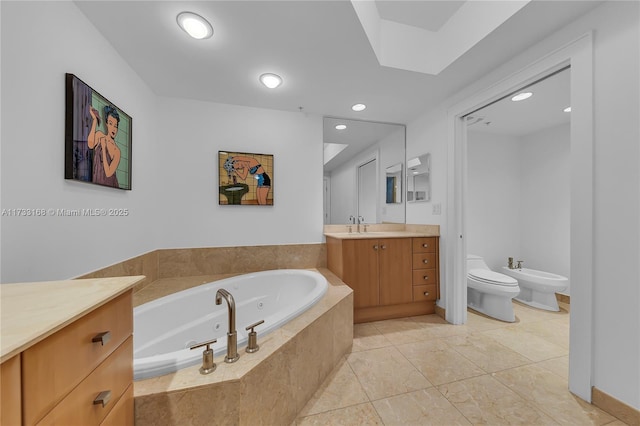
215 288 239 363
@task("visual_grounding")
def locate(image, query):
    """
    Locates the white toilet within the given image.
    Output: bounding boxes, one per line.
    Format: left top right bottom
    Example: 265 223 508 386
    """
467 255 520 322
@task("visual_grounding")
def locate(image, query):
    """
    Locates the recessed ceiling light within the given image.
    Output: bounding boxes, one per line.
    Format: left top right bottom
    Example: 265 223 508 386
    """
351 103 366 112
259 73 283 89
176 12 213 40
511 92 533 102
564 106 572 112
335 124 347 130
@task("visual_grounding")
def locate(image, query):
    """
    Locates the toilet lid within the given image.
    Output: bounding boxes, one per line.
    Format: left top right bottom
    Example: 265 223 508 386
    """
469 269 518 287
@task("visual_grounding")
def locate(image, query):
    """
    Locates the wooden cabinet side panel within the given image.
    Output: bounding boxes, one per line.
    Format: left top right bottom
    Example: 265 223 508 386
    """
0 355 21 426
379 238 413 306
326 237 344 279
343 239 379 308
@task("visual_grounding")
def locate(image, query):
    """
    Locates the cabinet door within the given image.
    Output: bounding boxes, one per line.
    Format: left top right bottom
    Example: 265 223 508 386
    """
343 239 379 308
379 238 412 305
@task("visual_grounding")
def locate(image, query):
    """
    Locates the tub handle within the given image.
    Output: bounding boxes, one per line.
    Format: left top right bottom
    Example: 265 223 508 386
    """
245 320 265 353
190 338 218 375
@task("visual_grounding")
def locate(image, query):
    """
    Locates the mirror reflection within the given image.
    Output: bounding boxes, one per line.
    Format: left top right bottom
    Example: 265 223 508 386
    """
407 153 431 202
323 118 406 224
385 163 402 204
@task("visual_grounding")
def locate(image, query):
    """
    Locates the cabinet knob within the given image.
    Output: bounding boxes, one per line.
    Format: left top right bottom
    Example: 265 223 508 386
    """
93 390 112 408
381 244 387 250
423 276 429 280
423 259 429 264
91 331 111 346
373 244 378 250
423 291 429 296
422 243 429 248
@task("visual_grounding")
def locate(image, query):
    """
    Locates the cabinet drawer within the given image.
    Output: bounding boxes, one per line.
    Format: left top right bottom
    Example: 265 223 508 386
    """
412 269 437 286
413 285 437 302
23 291 132 425
101 383 133 426
37 336 133 426
413 253 436 269
412 238 436 253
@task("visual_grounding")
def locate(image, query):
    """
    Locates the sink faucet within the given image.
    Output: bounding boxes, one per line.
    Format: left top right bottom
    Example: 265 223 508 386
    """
357 216 364 233
215 289 239 363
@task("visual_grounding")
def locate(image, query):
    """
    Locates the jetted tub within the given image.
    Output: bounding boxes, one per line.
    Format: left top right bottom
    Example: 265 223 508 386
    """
133 269 328 380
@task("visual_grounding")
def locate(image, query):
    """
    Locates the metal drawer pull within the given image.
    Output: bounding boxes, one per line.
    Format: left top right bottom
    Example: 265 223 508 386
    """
423 276 429 280
424 291 429 296
423 259 429 264
93 390 111 408
422 243 429 248
91 331 111 346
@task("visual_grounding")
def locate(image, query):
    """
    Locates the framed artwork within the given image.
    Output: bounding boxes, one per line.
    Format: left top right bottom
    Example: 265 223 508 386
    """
218 151 273 205
65 73 132 190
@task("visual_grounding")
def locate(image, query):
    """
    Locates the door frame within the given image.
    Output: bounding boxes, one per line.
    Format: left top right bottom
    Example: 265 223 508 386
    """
446 32 594 401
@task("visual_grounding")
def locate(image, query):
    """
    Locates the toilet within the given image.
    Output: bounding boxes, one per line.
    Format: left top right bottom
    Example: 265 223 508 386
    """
467 255 520 322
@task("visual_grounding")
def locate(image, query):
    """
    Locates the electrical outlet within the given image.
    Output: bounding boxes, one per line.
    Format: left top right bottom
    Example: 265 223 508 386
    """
432 203 441 215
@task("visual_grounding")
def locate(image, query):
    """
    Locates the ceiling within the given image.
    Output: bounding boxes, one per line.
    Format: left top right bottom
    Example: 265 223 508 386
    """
467 67 571 137
75 1 601 127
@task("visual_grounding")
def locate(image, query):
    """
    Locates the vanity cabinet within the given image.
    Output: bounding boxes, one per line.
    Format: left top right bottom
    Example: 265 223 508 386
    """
327 235 439 323
0 288 134 426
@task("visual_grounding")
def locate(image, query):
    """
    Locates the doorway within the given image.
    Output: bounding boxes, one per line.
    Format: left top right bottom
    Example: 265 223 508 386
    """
446 33 594 401
357 158 377 223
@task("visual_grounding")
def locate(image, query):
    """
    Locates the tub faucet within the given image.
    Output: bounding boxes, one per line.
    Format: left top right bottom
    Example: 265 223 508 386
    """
215 289 240 363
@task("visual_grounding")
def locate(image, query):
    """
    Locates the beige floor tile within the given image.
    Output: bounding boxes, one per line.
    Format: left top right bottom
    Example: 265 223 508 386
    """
296 402 384 426
372 388 471 425
346 346 432 400
350 323 394 353
494 364 616 425
369 317 430 345
438 374 557 425
519 318 571 349
465 309 514 331
513 300 569 322
603 421 631 426
298 358 369 417
443 333 532 373
482 325 568 361
537 356 569 379
397 340 485 386
409 314 470 338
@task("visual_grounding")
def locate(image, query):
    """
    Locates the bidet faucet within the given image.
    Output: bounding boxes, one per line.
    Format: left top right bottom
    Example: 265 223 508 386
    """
508 257 514 269
215 289 240 363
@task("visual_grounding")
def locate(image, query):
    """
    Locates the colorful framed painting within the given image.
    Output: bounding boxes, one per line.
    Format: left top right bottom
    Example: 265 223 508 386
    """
65 73 132 190
218 151 274 205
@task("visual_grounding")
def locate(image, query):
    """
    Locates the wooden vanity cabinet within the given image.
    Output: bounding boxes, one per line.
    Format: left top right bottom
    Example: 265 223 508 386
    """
327 235 439 323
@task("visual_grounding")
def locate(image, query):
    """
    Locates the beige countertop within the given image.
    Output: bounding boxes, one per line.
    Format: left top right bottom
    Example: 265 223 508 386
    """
1 275 144 363
324 223 440 239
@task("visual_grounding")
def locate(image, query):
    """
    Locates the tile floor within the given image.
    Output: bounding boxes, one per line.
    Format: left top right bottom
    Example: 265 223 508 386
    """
295 301 628 425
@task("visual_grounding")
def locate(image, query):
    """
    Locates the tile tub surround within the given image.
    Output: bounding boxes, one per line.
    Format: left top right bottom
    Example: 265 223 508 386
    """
133 269 353 426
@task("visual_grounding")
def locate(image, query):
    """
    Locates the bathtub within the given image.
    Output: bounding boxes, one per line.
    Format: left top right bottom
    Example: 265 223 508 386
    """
133 269 328 380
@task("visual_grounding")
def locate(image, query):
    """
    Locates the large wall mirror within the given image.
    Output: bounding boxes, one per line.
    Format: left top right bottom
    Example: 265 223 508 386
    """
323 117 406 225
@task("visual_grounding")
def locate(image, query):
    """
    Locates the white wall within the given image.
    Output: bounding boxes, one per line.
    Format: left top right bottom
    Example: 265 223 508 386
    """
155 97 323 248
0 2 324 282
467 125 570 292
520 124 570 285
406 1 639 409
466 132 521 271
1 1 159 282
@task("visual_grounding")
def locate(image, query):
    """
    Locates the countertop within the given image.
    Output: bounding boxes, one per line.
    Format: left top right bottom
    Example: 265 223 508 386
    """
0 275 144 363
324 224 440 239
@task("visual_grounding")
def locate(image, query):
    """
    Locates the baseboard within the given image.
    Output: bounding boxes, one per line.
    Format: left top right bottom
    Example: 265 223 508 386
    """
556 293 570 304
592 386 640 426
435 304 446 321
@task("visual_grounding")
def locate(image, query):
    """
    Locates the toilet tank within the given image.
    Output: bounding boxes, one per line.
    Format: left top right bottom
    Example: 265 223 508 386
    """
466 254 489 271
